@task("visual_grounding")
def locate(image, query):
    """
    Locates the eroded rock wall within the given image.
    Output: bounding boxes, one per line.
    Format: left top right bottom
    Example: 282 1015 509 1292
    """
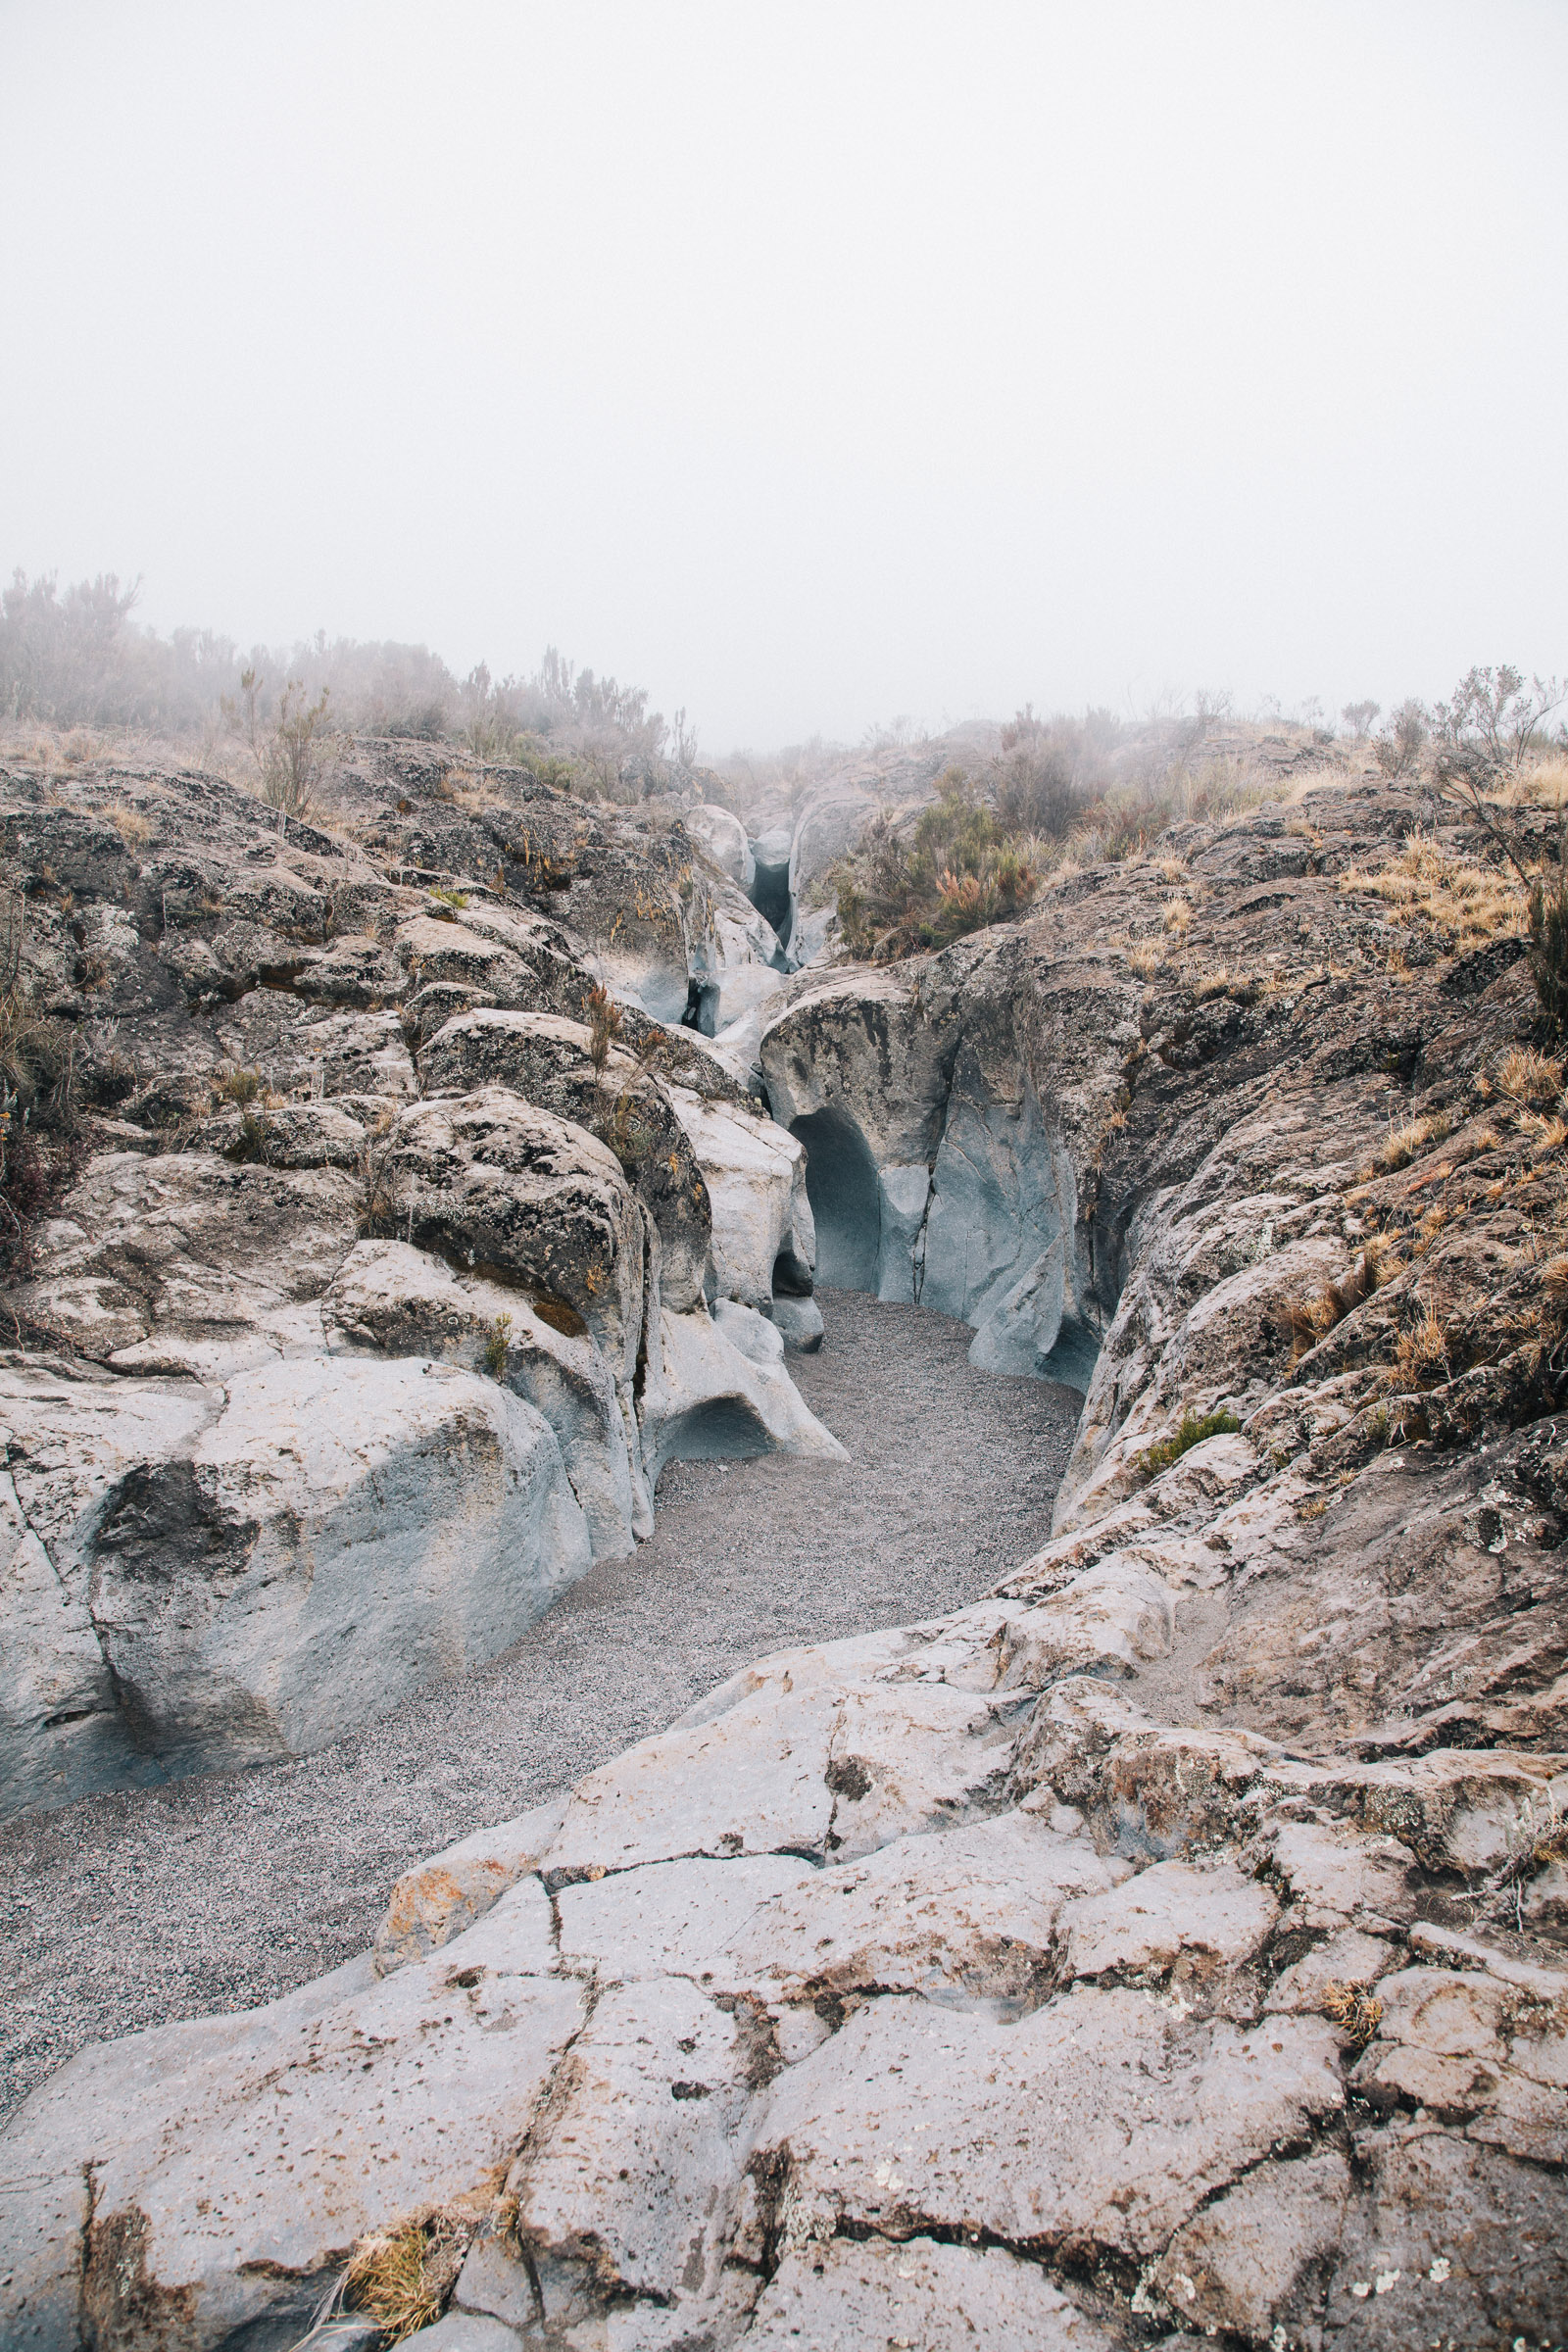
5 775 1568 2348
0 752 839 1813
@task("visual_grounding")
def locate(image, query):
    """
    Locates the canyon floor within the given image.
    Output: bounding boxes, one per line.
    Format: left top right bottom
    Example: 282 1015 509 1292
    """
0 1291 1077 2125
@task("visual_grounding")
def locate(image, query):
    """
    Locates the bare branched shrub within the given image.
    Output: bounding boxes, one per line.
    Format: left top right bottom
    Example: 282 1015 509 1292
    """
583 984 624 1075
261 681 332 821
1432 664 1566 771
1373 701 1428 777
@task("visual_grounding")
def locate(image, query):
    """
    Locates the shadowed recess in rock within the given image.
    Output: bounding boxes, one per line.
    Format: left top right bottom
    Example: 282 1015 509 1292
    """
789 1106 882 1289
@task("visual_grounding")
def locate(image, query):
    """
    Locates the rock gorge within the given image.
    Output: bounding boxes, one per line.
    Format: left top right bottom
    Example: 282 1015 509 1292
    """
2 741 1566 2349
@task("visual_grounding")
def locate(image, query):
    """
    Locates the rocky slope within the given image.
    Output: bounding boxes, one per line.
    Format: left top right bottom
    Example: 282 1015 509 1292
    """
3 771 1567 2348
0 746 841 1817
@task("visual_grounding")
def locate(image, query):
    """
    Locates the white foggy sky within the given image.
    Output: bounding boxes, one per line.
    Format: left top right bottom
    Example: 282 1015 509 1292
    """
5 1 1566 752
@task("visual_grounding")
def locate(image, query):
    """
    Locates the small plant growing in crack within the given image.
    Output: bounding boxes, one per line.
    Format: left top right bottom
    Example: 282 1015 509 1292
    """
1136 1406 1242 1481
224 1107 271 1164
482 1311 513 1379
1321 1979 1384 2049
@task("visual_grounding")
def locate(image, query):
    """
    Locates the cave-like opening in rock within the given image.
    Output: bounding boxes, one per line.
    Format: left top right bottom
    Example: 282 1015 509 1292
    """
652 1396 772 1485
680 977 721 1036
790 1106 882 1291
747 851 793 950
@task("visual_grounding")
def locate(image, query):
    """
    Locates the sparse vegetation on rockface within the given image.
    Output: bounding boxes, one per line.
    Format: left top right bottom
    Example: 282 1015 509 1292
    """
819 662 1566 968
0 880 83 1279
0 569 704 808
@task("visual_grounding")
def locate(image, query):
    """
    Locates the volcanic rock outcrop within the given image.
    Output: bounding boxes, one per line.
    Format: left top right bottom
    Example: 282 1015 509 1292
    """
0 749 842 1816
4 768 1568 2347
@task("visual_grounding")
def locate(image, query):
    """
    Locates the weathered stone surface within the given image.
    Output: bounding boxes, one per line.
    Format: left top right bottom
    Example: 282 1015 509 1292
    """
374 1796 570 1975
556 1853 818 1990
747 2235 1116 2349
6 1148 359 1376
723 1808 1129 2009
379 1087 647 1375
0 1910 580 2351
0 1351 591 1805
507 1976 758 2313
1153 2150 1351 2342
1059 1856 1278 1983
1351 1955 1568 2163
751 1988 1343 2258
1322 2121 1568 2349
10 761 1568 2344
397 906 586 1024
419 1010 711 1311
665 1081 815 1310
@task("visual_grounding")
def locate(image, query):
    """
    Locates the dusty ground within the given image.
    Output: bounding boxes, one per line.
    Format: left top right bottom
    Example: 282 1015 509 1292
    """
0 1291 1077 2124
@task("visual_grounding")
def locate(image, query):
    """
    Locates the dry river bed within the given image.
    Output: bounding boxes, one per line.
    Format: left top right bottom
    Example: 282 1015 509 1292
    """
0 1292 1079 2124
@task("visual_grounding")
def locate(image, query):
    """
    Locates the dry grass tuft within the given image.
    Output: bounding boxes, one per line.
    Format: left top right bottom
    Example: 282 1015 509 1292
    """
342 2211 474 2344
1522 1110 1568 1155
211 1065 272 1107
1344 835 1528 952
343 2223 442 2341
1161 895 1192 938
1127 939 1162 979
1497 753 1568 808
1357 1110 1450 1180
105 801 151 848
1394 1301 1450 1389
1284 1248 1389 1364
1497 1046 1563 1108
1322 1980 1384 2049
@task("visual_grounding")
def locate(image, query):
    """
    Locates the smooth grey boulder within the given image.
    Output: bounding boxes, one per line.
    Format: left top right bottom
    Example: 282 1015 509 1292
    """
1 1357 218 1815
767 1292 823 1350
326 1239 652 1560
0 1349 590 1809
638 1298 847 1490
85 1353 590 1777
683 801 754 890
664 1081 815 1310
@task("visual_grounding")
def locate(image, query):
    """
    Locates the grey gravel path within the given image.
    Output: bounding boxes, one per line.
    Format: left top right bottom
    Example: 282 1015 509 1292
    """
0 1292 1079 2124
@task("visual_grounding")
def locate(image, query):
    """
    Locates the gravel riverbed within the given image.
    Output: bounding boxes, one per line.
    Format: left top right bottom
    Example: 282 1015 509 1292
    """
0 1290 1080 2123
